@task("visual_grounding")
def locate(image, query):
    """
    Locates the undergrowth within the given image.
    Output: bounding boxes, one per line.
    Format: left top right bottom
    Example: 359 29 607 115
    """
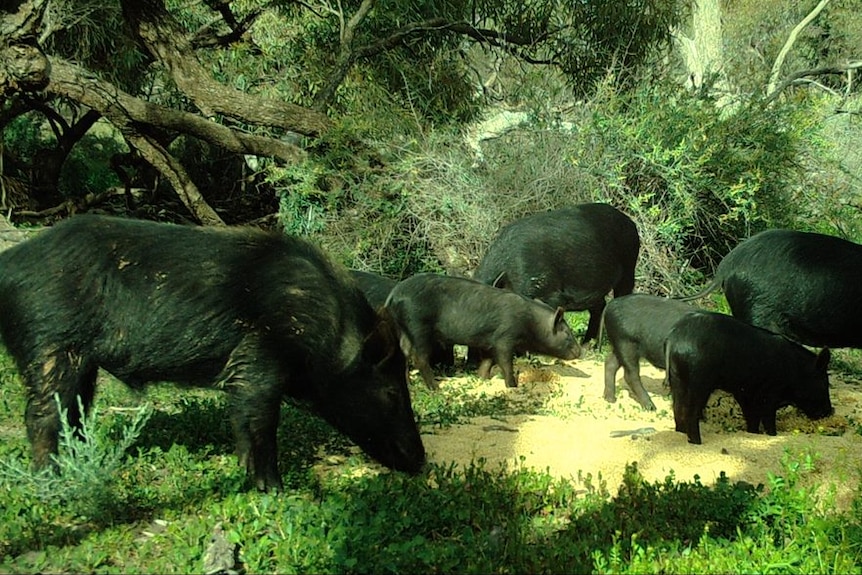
0 346 861 573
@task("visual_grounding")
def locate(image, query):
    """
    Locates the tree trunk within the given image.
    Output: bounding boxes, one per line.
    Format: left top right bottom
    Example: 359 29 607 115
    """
30 109 101 208
674 0 728 93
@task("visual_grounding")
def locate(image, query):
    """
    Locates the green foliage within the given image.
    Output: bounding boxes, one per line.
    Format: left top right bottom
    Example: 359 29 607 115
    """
570 79 811 291
2 112 48 164
1 337 862 573
59 133 125 198
588 463 761 572
0 396 151 527
723 0 862 96
791 93 862 242
42 0 148 91
1 111 125 204
352 78 820 288
385 125 602 274
593 452 862 574
409 373 550 428
220 0 684 125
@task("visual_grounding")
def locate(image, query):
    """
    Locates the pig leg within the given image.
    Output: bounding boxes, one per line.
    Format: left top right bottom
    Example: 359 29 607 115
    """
475 348 497 380
398 332 438 390
671 389 688 434
413 353 438 391
408 335 439 390
737 398 771 435
684 388 711 444
492 347 518 388
603 351 621 403
762 411 778 436
23 349 98 470
614 341 656 410
220 334 285 492
622 368 657 411
667 362 688 433
477 356 494 379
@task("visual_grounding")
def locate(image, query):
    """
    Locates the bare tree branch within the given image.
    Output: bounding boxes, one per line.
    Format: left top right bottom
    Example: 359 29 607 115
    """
46 58 307 165
0 39 51 96
762 61 862 106
766 0 831 98
44 57 310 224
191 6 263 49
313 15 558 109
0 0 47 38
312 0 375 110
126 130 225 225
355 18 553 61
1 1 51 96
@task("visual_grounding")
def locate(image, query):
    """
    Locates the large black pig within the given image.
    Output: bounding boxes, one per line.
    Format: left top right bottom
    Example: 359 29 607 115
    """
0 215 426 492
385 273 581 389
681 229 862 348
601 293 699 411
473 203 640 345
664 311 832 445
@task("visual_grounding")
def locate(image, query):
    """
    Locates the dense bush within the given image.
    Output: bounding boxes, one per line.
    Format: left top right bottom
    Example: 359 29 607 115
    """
572 80 811 291
283 79 824 295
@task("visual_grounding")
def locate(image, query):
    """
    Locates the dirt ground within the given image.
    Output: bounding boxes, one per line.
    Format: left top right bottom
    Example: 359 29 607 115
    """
419 356 862 511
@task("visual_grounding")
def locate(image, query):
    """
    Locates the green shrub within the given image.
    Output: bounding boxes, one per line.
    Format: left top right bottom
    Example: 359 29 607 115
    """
0 395 151 524
572 80 811 292
301 79 824 291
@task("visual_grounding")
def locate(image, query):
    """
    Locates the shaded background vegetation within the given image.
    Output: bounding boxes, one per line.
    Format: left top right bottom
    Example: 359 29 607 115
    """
2 0 859 291
1 0 862 572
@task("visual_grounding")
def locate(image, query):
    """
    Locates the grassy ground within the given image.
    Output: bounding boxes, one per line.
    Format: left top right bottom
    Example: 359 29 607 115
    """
1 344 861 574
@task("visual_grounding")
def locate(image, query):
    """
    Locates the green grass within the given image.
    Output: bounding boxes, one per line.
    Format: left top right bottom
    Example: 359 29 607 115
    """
1 345 862 574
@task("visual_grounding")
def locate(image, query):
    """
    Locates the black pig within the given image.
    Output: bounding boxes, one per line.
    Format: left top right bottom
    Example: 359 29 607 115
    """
473 203 640 345
385 273 581 389
680 229 862 348
351 269 456 369
0 215 426 492
665 311 832 445
601 294 699 410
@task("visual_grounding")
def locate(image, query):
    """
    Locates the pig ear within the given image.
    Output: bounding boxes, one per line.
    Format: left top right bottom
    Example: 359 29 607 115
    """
816 347 831 370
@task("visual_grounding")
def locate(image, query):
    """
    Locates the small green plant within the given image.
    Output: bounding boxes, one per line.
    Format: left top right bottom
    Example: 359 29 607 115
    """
0 394 151 524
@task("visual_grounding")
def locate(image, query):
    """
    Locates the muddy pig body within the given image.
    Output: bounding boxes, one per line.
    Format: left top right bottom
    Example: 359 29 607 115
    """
681 229 862 349
473 203 640 345
385 273 581 389
665 311 832 445
0 215 425 492
602 294 699 410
